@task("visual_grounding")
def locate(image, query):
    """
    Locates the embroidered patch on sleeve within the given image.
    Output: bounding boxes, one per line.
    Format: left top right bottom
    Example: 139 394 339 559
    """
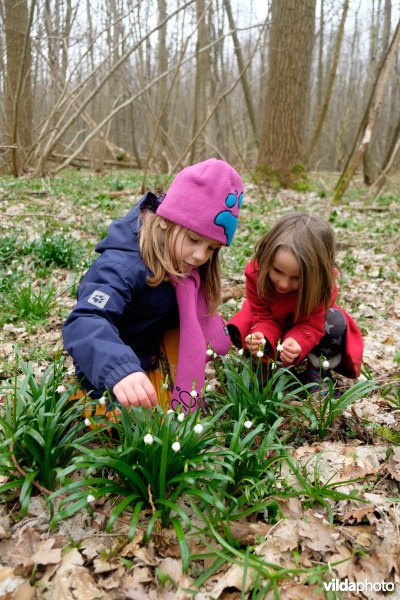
87 290 110 308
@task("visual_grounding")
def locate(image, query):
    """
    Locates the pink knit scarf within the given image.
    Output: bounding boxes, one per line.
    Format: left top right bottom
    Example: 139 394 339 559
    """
171 269 230 412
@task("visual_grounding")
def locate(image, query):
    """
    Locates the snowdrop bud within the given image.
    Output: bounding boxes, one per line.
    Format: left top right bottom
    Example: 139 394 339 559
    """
194 423 204 434
143 433 154 445
213 352 218 359
238 348 244 356
322 360 330 369
87 494 96 503
177 413 185 422
162 382 169 389
243 420 253 429
167 409 175 414
205 384 212 392
260 338 267 345
277 344 284 352
56 385 66 393
98 396 106 405
256 350 264 358
84 418 91 427
271 363 276 370
206 348 214 356
172 441 181 452
190 390 198 398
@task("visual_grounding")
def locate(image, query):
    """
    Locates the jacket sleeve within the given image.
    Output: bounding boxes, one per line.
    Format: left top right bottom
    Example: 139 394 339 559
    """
244 262 284 349
62 254 147 392
284 305 325 362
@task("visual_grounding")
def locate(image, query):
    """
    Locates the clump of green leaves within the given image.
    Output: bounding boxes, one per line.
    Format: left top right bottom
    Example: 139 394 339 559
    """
297 375 378 440
4 280 57 322
51 404 231 570
207 352 303 426
27 233 87 269
0 351 96 513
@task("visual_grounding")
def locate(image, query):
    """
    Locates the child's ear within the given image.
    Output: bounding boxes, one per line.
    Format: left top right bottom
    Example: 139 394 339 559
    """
159 218 168 230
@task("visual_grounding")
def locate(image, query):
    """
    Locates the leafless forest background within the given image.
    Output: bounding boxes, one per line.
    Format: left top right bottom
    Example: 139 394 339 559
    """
1 0 400 194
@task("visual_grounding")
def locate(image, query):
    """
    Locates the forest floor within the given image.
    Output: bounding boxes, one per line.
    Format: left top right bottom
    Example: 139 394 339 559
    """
0 169 399 599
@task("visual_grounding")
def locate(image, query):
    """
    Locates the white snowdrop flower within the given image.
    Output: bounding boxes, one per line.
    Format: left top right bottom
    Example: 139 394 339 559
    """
256 350 264 358
194 423 204 434
206 348 214 356
87 494 96 503
243 420 253 429
205 384 212 392
213 352 218 359
172 441 181 452
358 374 367 382
143 433 154 445
190 390 198 398
98 396 106 405
260 338 267 345
177 413 185 422
56 385 66 393
238 348 244 356
167 409 175 414
276 343 284 352
84 418 91 427
162 382 169 389
322 360 330 369
270 363 277 370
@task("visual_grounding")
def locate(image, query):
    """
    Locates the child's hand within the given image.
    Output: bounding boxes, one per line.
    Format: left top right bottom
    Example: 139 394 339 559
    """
113 372 158 408
245 331 267 356
279 337 301 365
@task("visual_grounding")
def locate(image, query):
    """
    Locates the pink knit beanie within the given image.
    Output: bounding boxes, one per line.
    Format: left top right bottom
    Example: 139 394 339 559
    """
156 158 243 246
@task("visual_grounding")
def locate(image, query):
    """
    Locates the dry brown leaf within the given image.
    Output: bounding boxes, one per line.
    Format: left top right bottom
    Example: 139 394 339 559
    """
298 512 340 553
229 521 273 545
342 506 377 525
31 538 62 566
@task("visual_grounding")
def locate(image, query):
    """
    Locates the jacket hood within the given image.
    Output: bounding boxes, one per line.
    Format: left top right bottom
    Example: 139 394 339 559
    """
95 192 159 254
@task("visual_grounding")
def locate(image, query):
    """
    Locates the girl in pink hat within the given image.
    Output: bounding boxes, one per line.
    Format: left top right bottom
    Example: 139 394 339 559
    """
63 158 243 414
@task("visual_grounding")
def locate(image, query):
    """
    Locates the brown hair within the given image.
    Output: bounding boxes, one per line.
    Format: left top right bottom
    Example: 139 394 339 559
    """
254 213 336 321
139 211 222 313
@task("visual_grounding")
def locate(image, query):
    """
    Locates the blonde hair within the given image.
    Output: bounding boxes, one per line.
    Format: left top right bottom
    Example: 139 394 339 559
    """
139 211 222 313
254 213 336 321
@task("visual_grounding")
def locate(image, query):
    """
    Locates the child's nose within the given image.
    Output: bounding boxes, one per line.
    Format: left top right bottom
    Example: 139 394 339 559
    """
193 244 208 261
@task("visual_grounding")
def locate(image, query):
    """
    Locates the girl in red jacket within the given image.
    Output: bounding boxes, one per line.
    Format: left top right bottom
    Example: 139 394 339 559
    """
228 213 363 389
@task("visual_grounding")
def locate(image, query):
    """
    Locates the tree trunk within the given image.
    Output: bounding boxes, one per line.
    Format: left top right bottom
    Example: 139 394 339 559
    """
223 0 258 146
332 17 400 204
363 0 392 184
4 0 35 175
257 0 316 187
305 0 349 162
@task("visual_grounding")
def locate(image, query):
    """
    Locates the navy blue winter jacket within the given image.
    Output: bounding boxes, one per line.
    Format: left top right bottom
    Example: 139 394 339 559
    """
62 193 179 396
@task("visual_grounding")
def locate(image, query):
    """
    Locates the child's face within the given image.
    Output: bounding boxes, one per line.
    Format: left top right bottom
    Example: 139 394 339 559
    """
268 248 300 294
172 228 222 273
